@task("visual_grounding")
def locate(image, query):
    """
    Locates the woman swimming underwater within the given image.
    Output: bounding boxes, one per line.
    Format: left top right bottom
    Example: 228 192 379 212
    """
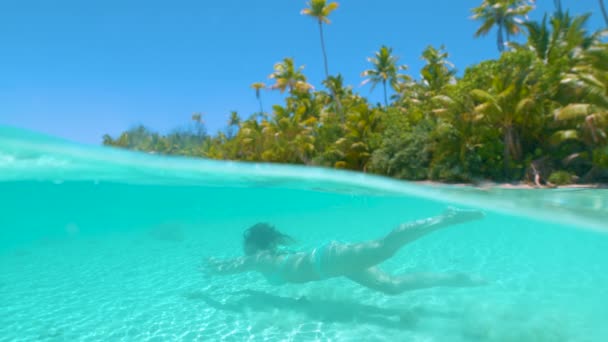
203 207 486 295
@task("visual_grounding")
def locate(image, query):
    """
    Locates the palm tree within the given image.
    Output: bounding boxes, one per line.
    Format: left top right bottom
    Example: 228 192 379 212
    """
191 112 204 124
301 1 343 117
361 45 408 107
322 74 346 101
191 112 206 139
550 12 598 56
301 0 339 78
428 88 485 181
514 14 551 61
469 51 541 179
102 134 114 145
322 74 349 121
251 82 266 114
226 111 241 139
556 44 608 145
332 103 381 171
471 0 535 52
420 45 456 94
554 0 562 14
268 58 313 94
600 0 608 27
553 43 607 182
257 104 316 164
236 116 265 161
515 12 602 102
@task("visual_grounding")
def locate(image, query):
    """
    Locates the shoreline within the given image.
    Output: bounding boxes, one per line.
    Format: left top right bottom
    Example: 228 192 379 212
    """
413 180 608 190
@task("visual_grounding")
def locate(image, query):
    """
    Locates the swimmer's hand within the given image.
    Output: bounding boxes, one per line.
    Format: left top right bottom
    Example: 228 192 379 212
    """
200 256 253 276
200 257 230 276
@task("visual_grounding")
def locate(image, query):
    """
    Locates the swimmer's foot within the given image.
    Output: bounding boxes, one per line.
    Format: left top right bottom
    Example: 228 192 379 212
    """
441 207 485 225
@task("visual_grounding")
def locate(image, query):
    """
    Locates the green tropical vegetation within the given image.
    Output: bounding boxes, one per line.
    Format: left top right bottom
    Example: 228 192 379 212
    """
103 1 608 185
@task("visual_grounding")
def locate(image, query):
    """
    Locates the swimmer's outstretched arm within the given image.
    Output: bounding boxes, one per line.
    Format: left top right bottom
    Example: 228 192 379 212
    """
203 256 254 275
202 254 273 276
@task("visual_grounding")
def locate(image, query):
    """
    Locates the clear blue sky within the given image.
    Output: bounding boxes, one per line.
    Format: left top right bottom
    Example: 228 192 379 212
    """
0 0 604 144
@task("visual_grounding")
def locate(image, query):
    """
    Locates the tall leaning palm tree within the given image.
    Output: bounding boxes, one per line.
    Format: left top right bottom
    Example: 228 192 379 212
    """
301 0 339 78
471 0 535 52
361 45 407 107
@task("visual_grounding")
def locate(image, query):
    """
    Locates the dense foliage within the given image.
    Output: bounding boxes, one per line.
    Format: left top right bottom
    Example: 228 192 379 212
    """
104 1 608 185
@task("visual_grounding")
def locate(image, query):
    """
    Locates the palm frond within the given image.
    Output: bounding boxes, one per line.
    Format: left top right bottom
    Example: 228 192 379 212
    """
554 104 591 121
471 89 496 103
549 129 580 145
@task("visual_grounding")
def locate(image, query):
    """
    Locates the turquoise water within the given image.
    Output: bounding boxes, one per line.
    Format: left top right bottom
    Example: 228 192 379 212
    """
1 126 607 341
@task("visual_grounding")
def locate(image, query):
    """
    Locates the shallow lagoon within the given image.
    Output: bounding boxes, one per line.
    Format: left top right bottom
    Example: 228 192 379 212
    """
1 126 607 341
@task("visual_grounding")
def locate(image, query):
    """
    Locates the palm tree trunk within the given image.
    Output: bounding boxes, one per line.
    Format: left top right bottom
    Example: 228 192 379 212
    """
382 80 388 107
318 20 329 78
503 125 522 180
258 97 264 115
497 20 505 52
503 128 511 180
255 91 264 115
317 20 344 118
600 0 608 27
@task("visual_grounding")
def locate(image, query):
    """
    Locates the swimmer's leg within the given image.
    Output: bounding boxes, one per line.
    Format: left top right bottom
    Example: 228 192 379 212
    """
382 207 485 250
320 208 484 276
346 267 486 295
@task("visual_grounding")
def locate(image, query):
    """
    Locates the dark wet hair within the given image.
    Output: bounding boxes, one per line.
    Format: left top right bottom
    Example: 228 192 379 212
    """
242 223 295 255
